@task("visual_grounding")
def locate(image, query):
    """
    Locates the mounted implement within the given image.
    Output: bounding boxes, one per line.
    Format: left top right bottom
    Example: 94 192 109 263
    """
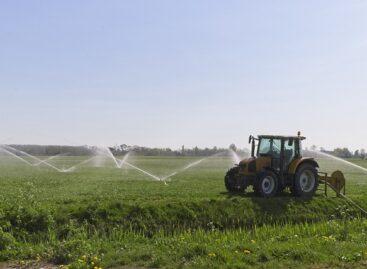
225 132 345 198
319 170 346 196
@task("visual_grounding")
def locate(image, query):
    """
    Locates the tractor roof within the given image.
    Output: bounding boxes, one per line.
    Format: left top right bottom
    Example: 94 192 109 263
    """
258 135 306 140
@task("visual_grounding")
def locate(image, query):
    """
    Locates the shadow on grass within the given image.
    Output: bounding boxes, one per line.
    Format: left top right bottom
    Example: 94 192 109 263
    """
220 190 326 222
220 189 324 200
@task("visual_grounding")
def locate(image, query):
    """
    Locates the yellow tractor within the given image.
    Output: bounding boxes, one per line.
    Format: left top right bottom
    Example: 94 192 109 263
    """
225 132 345 197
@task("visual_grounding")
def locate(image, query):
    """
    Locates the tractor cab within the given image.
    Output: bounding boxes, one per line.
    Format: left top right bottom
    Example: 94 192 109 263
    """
226 132 320 197
249 134 304 176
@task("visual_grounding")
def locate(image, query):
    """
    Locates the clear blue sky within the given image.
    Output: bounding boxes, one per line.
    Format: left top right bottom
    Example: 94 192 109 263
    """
0 1 366 150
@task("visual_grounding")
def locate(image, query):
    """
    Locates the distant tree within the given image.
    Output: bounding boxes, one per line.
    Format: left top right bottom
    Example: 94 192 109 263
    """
310 145 317 151
361 149 366 159
333 148 352 158
354 150 360 158
229 144 237 152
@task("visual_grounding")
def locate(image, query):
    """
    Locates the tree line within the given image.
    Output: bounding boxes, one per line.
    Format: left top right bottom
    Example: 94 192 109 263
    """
309 145 366 159
110 143 246 156
3 144 247 157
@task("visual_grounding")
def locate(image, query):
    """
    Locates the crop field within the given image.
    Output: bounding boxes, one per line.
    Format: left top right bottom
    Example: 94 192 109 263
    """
0 155 367 268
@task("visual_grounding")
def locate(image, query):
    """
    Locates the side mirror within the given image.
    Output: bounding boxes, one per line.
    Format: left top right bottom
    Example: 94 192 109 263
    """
248 135 253 144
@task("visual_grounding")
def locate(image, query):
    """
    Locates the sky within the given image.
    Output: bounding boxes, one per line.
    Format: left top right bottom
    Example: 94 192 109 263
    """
0 1 366 150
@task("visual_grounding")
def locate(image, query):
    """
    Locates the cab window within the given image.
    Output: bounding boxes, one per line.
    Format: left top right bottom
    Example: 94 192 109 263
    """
258 138 281 158
272 139 281 158
258 138 271 156
284 139 296 165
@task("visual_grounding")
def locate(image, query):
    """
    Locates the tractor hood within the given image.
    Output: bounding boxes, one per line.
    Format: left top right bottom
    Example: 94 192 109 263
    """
238 157 256 167
238 156 272 174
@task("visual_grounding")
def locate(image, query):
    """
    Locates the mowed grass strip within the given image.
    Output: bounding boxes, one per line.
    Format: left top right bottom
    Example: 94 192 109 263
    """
1 218 367 268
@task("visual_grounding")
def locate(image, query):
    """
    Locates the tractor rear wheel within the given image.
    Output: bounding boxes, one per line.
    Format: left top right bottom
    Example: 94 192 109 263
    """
292 163 318 197
225 167 244 192
256 171 278 197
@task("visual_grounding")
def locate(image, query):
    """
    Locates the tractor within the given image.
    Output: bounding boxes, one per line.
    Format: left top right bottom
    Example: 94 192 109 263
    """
225 132 320 197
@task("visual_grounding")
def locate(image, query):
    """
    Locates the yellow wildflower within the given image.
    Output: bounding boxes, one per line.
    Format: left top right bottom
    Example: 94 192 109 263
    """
243 249 251 254
251 239 256 243
208 253 216 257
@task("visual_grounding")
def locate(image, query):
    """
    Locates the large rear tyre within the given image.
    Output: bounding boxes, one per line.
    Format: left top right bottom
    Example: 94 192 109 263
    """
292 164 318 197
225 167 244 192
256 171 279 198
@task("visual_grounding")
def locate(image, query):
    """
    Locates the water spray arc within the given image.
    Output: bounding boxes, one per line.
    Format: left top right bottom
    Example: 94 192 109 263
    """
161 151 228 181
1 145 64 172
0 146 34 166
114 149 226 183
123 161 162 181
161 158 205 181
92 146 121 168
97 147 163 182
62 156 98 172
33 153 67 167
308 150 367 174
118 152 131 168
229 149 241 165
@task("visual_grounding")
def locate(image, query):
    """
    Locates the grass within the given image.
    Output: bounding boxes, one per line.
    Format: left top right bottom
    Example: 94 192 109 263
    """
0 154 367 268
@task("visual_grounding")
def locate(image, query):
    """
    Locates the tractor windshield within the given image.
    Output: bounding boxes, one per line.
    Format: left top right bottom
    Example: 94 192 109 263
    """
257 138 281 157
258 138 271 156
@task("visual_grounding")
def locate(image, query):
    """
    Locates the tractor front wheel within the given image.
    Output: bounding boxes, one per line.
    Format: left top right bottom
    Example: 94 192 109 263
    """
256 171 279 198
225 167 244 192
292 164 318 197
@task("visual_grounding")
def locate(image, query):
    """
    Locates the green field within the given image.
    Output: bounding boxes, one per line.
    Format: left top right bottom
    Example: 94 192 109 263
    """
0 155 367 268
